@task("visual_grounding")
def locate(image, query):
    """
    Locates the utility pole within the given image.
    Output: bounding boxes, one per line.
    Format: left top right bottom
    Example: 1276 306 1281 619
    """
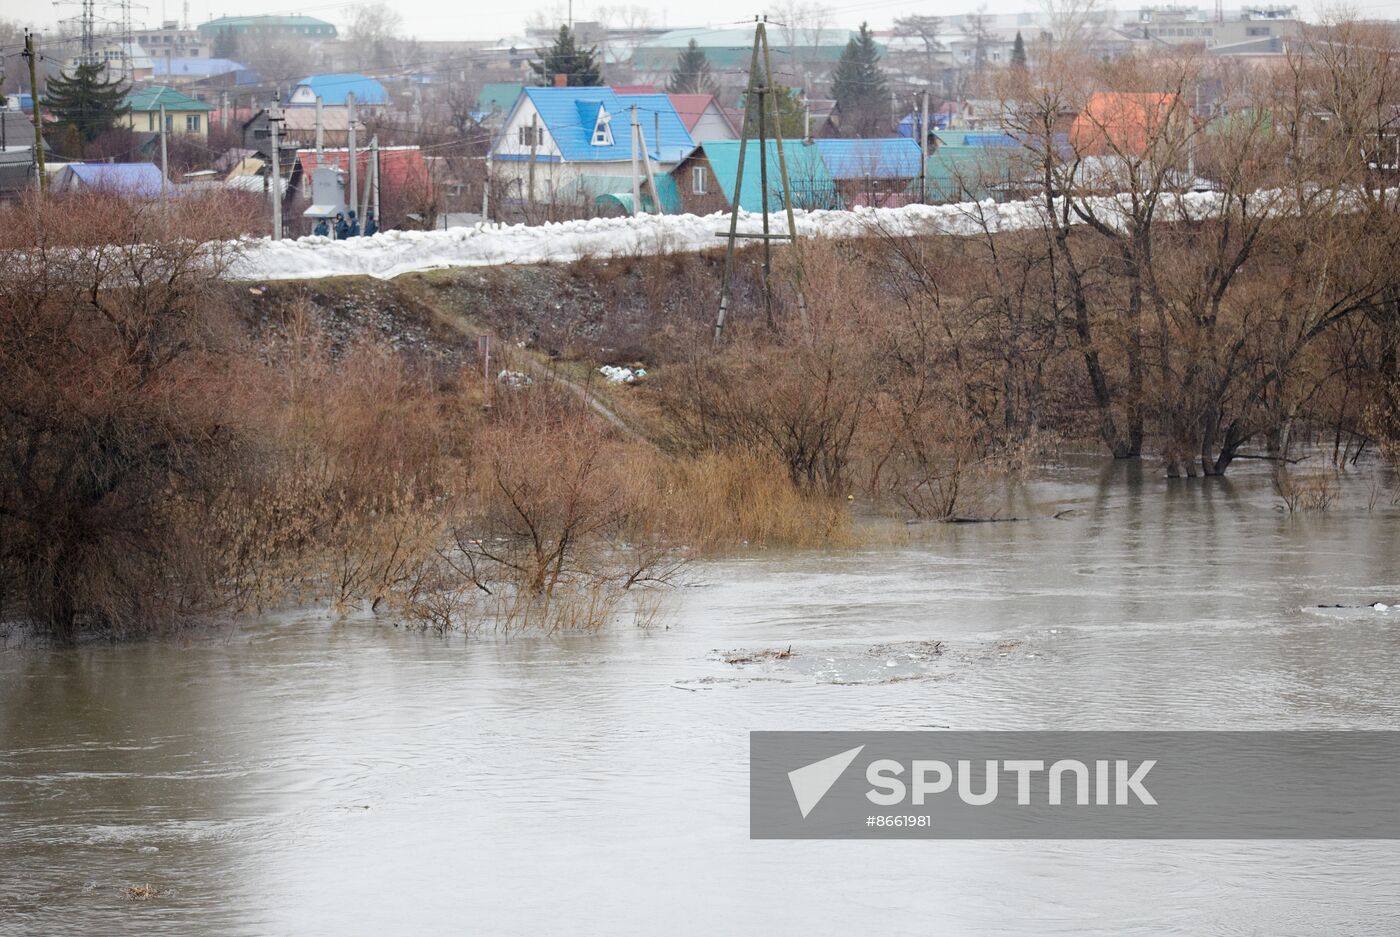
635 110 661 215
482 153 491 220
314 94 324 157
372 144 381 228
23 31 45 196
712 18 806 347
804 100 811 143
630 104 641 216
361 135 375 222
268 95 284 239
758 58 772 328
527 113 539 208
159 102 169 199
918 90 929 204
346 91 358 220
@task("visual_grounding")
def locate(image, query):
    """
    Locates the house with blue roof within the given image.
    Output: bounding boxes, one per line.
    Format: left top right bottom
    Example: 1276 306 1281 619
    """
811 138 923 206
672 140 839 215
153 57 254 85
489 87 695 212
52 163 166 198
290 74 388 108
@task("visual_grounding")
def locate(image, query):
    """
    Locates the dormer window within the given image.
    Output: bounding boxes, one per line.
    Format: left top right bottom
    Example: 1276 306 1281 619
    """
591 106 613 146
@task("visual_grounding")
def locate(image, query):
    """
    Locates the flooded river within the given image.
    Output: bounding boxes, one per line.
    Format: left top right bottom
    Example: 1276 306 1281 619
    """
2 457 1399 935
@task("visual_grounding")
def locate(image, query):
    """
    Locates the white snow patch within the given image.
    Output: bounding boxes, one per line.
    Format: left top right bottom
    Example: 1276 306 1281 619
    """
599 365 645 383
226 190 1254 283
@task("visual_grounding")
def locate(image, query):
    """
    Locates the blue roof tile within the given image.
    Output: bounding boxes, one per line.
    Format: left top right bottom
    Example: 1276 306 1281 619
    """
812 138 923 180
294 73 388 106
518 87 695 163
61 163 165 196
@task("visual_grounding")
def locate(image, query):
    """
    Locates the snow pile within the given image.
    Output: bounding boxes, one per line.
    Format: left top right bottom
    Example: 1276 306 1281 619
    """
598 365 646 384
225 189 1258 283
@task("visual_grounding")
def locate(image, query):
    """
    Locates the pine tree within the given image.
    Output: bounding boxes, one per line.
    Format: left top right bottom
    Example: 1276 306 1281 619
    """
831 22 889 138
667 39 716 95
1011 31 1028 71
530 25 602 87
43 63 129 145
212 27 239 60
743 68 806 139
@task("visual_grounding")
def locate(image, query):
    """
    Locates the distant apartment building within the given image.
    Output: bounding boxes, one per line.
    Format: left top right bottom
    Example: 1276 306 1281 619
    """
196 15 338 41
1126 5 1302 46
133 21 207 58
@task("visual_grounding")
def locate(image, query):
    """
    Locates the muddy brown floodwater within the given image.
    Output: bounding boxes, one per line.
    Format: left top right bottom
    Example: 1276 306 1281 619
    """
2 456 1399 935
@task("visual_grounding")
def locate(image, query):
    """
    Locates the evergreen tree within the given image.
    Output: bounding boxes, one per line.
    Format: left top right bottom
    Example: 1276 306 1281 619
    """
530 25 602 87
831 22 889 138
667 39 717 95
43 63 129 145
1011 31 1028 71
742 69 806 139
212 27 239 60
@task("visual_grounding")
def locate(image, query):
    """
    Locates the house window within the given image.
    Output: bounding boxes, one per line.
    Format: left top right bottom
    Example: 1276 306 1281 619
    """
186 114 201 132
148 112 156 131
164 114 173 132
590 106 613 146
518 124 541 147
692 166 707 194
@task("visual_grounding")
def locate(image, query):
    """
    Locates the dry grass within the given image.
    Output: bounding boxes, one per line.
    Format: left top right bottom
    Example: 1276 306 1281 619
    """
1273 470 1340 514
648 450 851 551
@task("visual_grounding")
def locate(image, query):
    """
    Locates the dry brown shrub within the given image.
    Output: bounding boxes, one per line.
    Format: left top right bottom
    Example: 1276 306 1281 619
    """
645 450 850 550
0 192 254 637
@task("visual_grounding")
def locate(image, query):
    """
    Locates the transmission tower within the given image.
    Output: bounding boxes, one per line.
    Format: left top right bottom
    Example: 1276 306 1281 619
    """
53 0 99 66
118 0 132 80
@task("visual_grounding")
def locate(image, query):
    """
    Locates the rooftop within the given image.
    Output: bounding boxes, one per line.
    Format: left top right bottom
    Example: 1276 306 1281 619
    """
122 86 214 113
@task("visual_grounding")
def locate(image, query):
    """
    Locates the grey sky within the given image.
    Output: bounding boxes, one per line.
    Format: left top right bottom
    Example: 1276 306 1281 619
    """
5 0 1385 47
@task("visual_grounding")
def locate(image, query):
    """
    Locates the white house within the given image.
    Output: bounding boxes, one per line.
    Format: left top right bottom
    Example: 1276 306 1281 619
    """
490 86 695 208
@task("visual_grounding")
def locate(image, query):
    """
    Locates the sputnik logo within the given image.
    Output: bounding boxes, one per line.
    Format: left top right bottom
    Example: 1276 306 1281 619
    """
787 745 865 818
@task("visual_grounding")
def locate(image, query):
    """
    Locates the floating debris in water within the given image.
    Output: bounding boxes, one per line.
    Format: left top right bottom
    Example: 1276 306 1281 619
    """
718 646 795 665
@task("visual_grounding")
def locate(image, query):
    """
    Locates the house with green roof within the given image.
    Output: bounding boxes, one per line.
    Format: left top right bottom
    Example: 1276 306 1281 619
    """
477 84 523 117
122 86 214 139
196 15 337 40
672 140 839 215
922 144 1035 204
632 27 871 71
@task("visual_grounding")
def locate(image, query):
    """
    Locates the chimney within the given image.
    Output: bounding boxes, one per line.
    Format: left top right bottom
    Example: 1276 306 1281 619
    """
553 73 568 88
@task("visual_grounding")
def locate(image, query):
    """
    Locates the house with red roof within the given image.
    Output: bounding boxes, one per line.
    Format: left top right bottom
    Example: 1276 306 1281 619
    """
663 94 738 142
1070 92 1184 158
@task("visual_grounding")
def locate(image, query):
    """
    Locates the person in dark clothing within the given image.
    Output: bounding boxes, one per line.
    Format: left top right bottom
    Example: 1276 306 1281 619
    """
347 210 361 238
313 218 329 237
364 210 378 236
334 213 349 239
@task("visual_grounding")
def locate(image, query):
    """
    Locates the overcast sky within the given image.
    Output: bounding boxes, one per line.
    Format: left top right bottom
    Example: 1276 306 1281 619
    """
6 0 1380 47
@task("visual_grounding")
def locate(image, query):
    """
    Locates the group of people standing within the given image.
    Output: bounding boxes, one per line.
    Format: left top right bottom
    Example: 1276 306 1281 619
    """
312 209 379 240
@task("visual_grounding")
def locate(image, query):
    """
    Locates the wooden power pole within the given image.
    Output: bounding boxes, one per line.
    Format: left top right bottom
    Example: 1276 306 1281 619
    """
712 17 806 348
268 96 284 239
23 31 45 196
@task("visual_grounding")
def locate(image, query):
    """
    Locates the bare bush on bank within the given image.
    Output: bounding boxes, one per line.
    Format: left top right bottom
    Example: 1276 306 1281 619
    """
0 197 844 639
0 193 254 639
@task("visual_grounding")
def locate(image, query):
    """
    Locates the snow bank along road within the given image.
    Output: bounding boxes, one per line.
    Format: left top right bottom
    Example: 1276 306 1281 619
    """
227 191 1243 283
